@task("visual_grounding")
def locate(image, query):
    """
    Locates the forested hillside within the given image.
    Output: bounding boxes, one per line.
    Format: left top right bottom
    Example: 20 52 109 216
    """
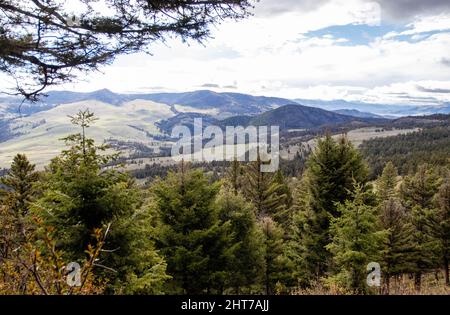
360 126 450 177
1 111 448 295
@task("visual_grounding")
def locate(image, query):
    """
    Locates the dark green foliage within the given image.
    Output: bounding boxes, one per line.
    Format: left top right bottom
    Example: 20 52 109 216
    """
34 110 168 293
152 165 233 294
326 185 384 294
376 163 415 292
376 161 398 201
259 216 290 294
378 198 415 291
226 158 244 195
216 189 265 293
307 134 369 218
0 154 39 218
0 154 39 259
290 134 369 282
242 154 288 222
428 172 450 285
361 126 450 177
400 165 442 290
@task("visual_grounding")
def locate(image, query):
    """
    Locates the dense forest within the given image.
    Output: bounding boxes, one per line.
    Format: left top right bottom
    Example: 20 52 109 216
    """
361 126 450 178
0 111 449 295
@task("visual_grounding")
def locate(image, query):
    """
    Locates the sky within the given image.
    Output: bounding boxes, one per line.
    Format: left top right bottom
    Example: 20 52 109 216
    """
6 0 450 105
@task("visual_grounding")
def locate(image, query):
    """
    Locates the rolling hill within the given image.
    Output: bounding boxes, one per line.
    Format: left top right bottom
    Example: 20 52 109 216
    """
157 104 385 134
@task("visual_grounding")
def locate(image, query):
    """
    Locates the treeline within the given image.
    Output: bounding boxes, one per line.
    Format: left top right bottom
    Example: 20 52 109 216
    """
360 126 450 177
0 110 449 295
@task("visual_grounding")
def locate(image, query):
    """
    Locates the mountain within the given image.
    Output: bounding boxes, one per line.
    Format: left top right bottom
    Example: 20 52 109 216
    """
233 104 383 130
157 104 385 134
132 90 292 116
333 109 384 119
294 98 450 117
0 89 293 118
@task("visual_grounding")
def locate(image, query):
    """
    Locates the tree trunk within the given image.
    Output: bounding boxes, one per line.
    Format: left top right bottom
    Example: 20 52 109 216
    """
414 272 421 292
385 275 390 295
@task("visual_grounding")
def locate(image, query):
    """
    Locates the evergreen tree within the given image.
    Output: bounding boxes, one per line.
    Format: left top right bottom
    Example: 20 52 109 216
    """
152 166 233 294
378 198 415 293
272 170 294 227
428 172 450 286
216 188 265 293
400 164 441 291
376 163 415 293
226 158 243 195
288 176 328 285
377 161 398 201
0 154 39 217
326 184 384 294
34 110 168 293
0 154 39 244
242 154 287 221
259 216 290 294
291 134 369 281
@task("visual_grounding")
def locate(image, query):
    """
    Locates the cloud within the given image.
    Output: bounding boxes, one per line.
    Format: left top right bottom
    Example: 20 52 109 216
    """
254 0 329 17
255 0 450 22
200 83 220 88
441 58 450 67
223 85 238 89
376 0 450 21
416 85 450 93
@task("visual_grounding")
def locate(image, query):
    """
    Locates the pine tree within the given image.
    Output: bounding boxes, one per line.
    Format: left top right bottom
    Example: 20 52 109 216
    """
377 161 398 201
428 172 450 286
378 198 415 293
226 158 243 195
216 188 265 293
400 164 441 291
0 154 39 244
291 134 369 282
288 176 328 285
326 184 384 294
259 216 290 294
152 166 233 294
242 154 287 221
376 163 415 293
0 154 39 217
272 170 293 227
35 110 168 293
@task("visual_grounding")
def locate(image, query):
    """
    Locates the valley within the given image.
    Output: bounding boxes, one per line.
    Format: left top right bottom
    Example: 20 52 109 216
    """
0 89 448 170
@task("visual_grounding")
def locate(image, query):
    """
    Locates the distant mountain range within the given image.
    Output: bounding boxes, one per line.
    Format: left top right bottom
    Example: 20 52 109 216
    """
2 89 450 121
332 109 384 119
0 89 293 118
294 98 450 117
1 88 449 168
157 104 385 134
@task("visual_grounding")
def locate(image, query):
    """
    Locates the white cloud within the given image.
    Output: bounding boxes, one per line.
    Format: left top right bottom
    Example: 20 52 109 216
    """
39 1 450 106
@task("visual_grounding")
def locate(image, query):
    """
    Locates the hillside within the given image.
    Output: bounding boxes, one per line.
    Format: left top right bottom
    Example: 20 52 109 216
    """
0 89 293 118
360 125 450 177
0 99 176 168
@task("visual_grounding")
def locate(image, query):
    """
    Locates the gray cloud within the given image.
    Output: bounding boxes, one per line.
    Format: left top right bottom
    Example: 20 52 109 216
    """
376 0 450 21
254 0 329 17
416 85 450 93
200 83 220 88
441 58 450 67
254 0 450 21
